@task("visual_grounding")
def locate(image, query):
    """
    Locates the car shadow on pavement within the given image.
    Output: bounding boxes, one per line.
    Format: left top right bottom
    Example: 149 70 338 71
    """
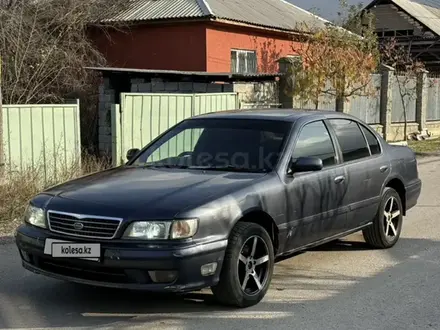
1 236 440 329
309 239 372 252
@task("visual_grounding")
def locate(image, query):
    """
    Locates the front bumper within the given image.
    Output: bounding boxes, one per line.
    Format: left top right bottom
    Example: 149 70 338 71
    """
15 224 227 292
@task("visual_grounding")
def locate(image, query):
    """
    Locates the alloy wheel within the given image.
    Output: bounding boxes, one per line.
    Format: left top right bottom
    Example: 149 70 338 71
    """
383 196 401 238
237 235 270 296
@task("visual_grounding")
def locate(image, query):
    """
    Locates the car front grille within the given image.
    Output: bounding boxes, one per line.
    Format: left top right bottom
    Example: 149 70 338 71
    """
47 211 122 239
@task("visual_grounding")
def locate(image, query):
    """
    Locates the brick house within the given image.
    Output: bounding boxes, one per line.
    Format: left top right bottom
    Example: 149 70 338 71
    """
90 0 330 74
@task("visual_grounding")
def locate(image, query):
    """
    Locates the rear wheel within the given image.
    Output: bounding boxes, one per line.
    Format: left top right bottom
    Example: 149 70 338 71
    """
212 222 274 308
363 187 403 249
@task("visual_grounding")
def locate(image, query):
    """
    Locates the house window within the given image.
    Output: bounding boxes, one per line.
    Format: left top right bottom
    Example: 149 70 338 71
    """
286 55 303 67
231 49 257 74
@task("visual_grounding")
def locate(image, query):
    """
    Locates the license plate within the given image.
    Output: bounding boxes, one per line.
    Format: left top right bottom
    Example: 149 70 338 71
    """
52 243 101 258
44 238 100 261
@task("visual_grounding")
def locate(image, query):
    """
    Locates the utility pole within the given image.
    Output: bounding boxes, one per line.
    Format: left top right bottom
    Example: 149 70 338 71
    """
0 55 4 177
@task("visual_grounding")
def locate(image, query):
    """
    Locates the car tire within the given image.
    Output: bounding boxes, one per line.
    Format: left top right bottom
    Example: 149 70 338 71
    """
211 222 275 308
363 187 404 249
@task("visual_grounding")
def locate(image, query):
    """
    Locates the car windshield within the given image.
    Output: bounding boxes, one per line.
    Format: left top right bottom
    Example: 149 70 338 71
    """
130 118 292 173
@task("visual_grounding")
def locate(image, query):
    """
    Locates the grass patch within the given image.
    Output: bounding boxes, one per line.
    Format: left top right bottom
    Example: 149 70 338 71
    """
0 153 111 236
408 138 440 155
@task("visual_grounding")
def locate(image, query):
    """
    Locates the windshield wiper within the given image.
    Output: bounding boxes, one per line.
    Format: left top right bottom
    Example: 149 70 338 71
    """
189 165 267 173
143 164 189 169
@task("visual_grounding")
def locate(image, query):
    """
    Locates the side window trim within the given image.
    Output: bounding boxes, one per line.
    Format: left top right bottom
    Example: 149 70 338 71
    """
357 122 373 157
285 119 339 172
323 119 343 164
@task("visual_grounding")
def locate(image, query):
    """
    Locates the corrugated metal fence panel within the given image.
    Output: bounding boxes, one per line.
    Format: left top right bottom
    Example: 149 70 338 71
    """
427 78 440 121
391 75 417 123
121 93 193 159
292 96 336 110
2 101 81 182
349 74 382 124
194 93 237 115
118 93 238 164
318 80 337 111
292 98 317 109
291 80 337 111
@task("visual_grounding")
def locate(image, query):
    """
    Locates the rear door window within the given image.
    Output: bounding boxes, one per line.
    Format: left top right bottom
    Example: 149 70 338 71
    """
360 125 381 155
329 119 370 162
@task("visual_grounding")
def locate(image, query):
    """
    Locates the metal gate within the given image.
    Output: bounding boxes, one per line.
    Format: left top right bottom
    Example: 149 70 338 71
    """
112 92 238 165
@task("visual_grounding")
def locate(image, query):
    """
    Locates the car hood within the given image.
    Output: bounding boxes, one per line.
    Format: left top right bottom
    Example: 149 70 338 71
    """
43 167 265 219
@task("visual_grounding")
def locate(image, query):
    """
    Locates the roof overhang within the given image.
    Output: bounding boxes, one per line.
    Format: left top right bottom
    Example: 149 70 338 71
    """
85 67 282 82
91 15 321 37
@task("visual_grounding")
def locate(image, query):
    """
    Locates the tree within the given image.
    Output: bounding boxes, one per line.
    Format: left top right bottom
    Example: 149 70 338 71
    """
0 0 127 104
0 0 127 149
380 37 426 139
284 0 379 111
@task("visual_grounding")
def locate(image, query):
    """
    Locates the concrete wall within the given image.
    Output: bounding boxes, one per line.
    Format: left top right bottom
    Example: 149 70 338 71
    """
426 121 440 136
98 78 116 156
233 81 280 108
130 79 234 94
279 59 438 142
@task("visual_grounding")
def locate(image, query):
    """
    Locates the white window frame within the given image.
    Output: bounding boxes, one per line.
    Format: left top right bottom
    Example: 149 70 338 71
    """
231 49 257 74
286 55 303 64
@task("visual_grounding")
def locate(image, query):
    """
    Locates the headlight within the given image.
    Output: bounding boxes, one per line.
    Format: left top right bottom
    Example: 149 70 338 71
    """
123 221 171 239
123 219 198 240
24 205 46 229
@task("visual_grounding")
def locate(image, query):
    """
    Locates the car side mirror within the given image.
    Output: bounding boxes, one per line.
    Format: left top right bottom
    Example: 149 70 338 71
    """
126 148 140 161
289 157 323 174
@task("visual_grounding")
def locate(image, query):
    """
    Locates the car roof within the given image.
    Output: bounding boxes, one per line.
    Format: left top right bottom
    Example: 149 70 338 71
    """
190 108 360 122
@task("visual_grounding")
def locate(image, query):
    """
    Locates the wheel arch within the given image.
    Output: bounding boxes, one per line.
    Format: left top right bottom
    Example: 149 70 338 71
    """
384 177 406 215
233 209 279 255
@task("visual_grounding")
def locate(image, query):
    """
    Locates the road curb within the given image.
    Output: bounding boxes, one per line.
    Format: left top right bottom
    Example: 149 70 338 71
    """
0 236 15 245
389 141 408 146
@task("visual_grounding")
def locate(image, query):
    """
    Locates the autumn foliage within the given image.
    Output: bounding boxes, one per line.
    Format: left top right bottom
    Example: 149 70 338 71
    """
286 25 379 110
284 1 380 111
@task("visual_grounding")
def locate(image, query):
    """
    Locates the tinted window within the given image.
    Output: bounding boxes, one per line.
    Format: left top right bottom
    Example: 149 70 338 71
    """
360 125 381 155
293 121 336 167
132 119 292 172
329 119 370 162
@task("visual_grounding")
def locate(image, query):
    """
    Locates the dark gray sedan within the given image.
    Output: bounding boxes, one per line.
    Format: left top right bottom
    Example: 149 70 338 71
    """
15 109 421 308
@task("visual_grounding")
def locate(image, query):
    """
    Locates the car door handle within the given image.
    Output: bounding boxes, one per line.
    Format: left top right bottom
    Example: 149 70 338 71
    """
334 176 345 184
380 166 389 173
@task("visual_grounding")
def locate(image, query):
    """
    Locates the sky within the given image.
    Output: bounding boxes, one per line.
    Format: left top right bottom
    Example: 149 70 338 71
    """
289 0 364 21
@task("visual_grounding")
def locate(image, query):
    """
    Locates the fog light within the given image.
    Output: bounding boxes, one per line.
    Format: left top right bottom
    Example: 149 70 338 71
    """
148 270 178 283
201 262 217 276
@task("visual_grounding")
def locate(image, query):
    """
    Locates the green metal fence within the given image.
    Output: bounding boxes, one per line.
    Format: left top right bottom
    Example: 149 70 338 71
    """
2 100 81 182
112 93 238 165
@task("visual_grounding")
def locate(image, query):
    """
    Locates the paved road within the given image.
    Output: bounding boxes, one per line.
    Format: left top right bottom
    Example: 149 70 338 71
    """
1 156 440 330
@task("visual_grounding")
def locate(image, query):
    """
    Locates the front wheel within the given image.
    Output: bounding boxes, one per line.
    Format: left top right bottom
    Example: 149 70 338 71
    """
363 187 403 249
212 222 274 308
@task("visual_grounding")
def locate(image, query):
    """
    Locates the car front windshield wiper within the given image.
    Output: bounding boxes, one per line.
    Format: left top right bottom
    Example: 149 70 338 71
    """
189 165 267 173
143 163 189 169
